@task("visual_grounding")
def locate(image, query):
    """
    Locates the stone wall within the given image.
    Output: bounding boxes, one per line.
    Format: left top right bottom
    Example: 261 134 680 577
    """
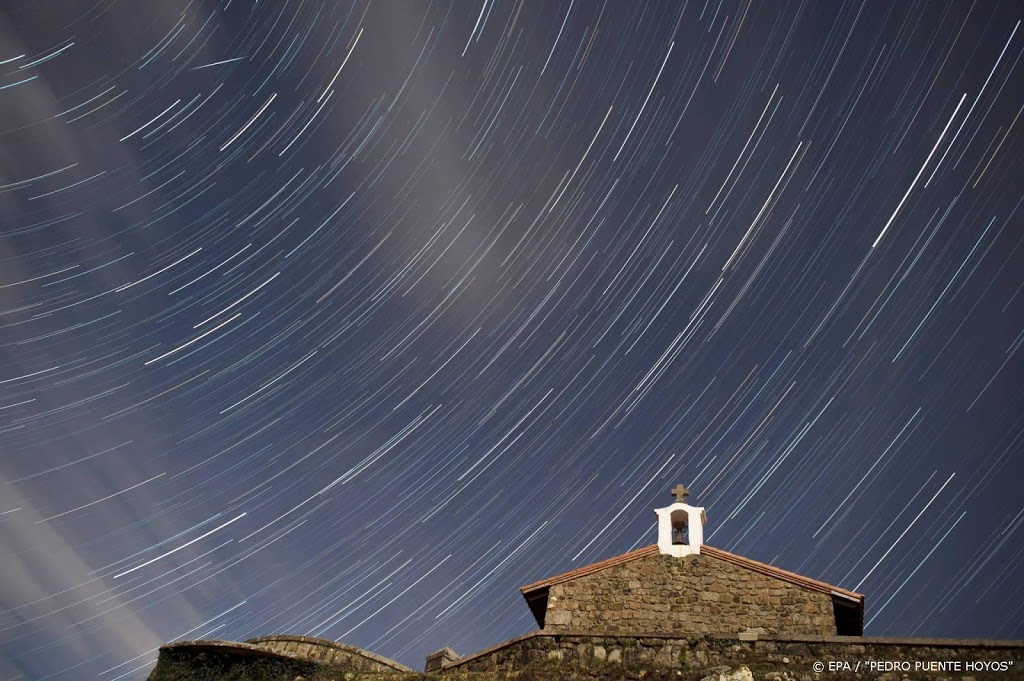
146 636 412 681
245 634 413 672
147 640 323 681
148 633 1024 681
446 631 1024 680
544 552 836 636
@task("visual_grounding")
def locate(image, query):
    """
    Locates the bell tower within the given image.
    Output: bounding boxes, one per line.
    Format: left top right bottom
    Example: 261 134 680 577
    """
655 484 706 558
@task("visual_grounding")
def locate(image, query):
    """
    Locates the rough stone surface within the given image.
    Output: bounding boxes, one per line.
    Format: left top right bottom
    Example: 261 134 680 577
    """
700 666 754 681
425 647 462 673
446 632 1024 679
543 552 837 636
245 635 412 673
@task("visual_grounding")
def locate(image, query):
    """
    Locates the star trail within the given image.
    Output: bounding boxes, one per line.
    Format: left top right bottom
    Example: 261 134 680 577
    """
1 1 1023 678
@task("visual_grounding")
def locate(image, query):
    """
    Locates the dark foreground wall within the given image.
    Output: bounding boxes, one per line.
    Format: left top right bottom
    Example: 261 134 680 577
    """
149 632 1024 681
147 640 323 681
148 637 411 681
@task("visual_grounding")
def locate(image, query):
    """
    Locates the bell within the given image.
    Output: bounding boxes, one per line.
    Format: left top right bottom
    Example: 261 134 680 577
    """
671 525 688 545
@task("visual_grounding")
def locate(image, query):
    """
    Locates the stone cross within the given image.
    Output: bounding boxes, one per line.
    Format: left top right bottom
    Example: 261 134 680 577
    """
671 484 689 503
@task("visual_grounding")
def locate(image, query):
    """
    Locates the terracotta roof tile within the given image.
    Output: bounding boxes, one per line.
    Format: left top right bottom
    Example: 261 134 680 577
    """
700 545 863 601
519 545 659 593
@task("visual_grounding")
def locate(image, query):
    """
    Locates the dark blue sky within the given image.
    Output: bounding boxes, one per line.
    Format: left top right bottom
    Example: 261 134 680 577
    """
1 1 1023 678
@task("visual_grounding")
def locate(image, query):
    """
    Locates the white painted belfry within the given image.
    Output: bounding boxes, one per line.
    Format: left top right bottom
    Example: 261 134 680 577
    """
655 484 706 558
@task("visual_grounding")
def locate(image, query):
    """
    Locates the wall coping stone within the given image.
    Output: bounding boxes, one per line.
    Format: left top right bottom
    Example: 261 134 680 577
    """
245 634 414 671
745 634 1024 648
161 639 305 659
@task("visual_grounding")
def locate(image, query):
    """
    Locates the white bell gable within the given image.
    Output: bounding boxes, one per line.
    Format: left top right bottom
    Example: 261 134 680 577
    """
655 484 706 558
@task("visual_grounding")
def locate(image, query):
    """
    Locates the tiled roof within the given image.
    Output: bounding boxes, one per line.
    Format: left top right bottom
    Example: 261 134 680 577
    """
700 545 863 601
519 544 863 602
519 544 660 593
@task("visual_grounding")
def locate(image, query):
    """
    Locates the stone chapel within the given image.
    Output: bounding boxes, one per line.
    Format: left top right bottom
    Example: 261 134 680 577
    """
149 485 1024 680
518 484 864 638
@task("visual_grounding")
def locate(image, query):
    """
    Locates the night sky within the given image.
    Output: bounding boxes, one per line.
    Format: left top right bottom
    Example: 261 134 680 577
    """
2 1 1023 678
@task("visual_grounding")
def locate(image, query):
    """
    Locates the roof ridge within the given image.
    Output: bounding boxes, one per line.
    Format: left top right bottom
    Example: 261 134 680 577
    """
519 544 862 601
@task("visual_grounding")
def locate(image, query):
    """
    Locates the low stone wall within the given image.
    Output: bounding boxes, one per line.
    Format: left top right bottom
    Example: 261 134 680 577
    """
445 630 1024 679
245 634 413 672
147 640 323 681
147 633 1024 681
